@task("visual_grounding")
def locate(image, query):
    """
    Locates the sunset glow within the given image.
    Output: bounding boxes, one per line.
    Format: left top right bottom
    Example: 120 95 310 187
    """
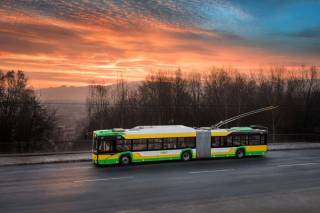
0 1 319 88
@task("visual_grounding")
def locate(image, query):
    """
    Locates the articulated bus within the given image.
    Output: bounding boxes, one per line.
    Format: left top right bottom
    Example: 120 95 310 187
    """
92 125 268 166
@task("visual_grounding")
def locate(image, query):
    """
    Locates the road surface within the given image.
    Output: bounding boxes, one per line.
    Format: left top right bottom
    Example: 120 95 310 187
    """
1 149 320 213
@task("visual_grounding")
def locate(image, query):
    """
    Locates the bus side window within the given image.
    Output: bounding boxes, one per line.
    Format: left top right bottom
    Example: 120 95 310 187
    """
233 135 240 147
219 136 227 147
99 140 115 153
178 137 195 148
148 138 163 150
227 136 233 147
132 139 148 151
185 137 196 148
260 134 266 145
116 139 132 151
163 138 177 150
249 135 260 145
211 137 220 148
177 137 185 148
240 135 248 146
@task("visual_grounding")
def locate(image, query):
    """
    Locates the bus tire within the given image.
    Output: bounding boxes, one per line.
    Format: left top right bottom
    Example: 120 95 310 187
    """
181 151 191 161
120 155 131 166
236 149 245 159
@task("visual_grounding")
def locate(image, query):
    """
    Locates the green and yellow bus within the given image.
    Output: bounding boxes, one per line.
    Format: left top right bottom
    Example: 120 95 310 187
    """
92 125 267 166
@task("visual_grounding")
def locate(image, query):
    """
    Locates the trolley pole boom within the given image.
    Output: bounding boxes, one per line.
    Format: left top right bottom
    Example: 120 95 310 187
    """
212 105 278 129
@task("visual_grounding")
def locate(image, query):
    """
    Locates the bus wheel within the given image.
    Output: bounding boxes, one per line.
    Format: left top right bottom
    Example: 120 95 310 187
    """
181 151 191 161
120 155 131 166
236 149 245 159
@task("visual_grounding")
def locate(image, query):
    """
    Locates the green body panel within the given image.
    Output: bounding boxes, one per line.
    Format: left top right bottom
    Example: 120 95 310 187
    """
245 151 266 156
230 127 255 132
94 129 124 138
96 158 119 165
118 151 132 157
212 153 236 158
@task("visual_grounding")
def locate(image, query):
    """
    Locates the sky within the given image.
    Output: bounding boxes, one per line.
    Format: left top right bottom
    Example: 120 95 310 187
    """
0 0 319 88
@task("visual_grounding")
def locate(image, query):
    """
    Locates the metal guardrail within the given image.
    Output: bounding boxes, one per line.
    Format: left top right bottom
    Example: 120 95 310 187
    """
269 134 320 143
0 140 91 154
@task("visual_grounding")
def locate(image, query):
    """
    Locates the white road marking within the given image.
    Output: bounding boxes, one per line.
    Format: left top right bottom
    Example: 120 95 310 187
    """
73 176 134 183
277 162 320 167
188 169 235 174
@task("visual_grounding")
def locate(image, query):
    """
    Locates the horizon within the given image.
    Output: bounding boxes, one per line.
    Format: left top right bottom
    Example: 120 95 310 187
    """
1 0 320 88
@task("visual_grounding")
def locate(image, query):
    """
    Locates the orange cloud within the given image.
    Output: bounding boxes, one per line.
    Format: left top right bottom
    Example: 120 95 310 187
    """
0 8 318 88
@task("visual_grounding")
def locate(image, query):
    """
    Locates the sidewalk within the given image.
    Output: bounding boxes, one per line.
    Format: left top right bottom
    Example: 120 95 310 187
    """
1 143 320 166
0 152 91 166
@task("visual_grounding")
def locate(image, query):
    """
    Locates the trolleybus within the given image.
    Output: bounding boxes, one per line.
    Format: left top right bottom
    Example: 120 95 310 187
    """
92 125 268 165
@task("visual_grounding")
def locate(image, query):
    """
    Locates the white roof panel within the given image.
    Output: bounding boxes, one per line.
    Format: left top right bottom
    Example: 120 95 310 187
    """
126 125 196 135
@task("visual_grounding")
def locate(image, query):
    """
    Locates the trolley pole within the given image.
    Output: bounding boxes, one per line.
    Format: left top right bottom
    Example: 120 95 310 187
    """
211 105 279 129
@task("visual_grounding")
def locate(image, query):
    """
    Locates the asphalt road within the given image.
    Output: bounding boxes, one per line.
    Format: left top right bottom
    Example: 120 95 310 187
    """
1 150 320 213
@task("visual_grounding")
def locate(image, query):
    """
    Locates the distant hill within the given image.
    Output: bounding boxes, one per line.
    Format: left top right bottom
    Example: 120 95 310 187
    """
36 81 141 103
36 86 89 103
35 82 141 140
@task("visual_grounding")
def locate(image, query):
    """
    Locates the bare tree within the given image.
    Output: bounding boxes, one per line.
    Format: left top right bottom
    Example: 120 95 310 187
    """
188 72 202 126
302 66 319 132
86 84 110 131
0 70 56 153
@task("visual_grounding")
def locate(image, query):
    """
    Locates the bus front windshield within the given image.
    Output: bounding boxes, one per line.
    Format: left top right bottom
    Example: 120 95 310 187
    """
95 138 115 153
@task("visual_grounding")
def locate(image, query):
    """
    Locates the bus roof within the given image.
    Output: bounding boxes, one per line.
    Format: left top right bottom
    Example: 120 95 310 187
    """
94 125 196 139
128 125 195 133
211 127 267 137
124 125 196 139
94 129 124 138
94 125 267 138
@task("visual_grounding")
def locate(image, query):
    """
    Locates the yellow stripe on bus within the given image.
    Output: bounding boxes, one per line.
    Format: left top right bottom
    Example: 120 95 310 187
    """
245 145 267 152
92 154 119 161
211 131 231 137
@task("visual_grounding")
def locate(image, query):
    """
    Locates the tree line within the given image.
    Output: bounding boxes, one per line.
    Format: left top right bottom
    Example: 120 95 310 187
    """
1 66 319 153
85 66 320 137
0 71 56 152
